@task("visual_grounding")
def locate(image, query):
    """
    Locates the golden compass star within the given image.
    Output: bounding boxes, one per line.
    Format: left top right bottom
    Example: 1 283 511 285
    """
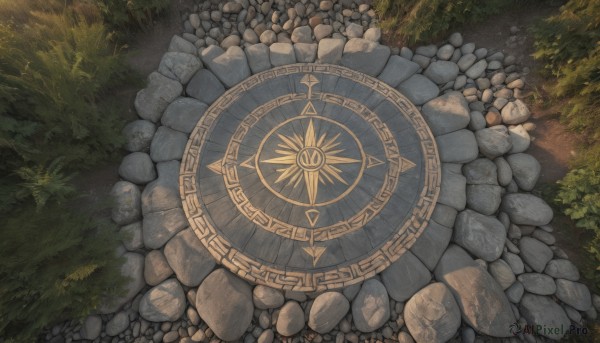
261 119 361 205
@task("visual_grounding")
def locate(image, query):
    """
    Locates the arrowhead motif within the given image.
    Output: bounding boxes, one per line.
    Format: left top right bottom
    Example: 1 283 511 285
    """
240 155 256 169
303 245 326 266
305 209 320 227
400 157 416 173
300 101 318 116
366 155 385 168
207 159 223 175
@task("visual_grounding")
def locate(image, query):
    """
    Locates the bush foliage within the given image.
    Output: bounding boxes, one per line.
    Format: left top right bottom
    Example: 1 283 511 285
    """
533 0 600 288
373 0 514 44
0 0 163 340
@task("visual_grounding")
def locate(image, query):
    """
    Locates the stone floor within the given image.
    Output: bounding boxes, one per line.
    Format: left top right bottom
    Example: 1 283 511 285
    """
44 1 599 343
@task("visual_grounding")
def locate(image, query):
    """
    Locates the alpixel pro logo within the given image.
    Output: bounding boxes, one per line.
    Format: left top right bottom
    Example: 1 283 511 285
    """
510 322 589 337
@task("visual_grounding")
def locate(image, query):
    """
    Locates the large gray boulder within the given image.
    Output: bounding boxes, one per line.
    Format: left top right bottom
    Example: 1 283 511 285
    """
158 52 202 84
122 120 156 152
168 35 197 55
245 43 272 74
544 259 580 281
118 152 156 185
397 74 440 106
506 153 540 191
294 43 317 62
518 273 556 295
200 45 251 88
161 97 207 134
475 126 512 159
144 250 173 286
186 69 225 105
134 72 182 123
508 125 531 153
410 221 453 271
142 207 187 249
317 39 345 64
164 229 216 287
463 158 498 185
555 279 592 311
501 193 553 226
270 42 296 66
308 292 350 334
519 237 553 273
381 251 431 302
352 279 390 332
454 209 506 261
519 293 570 340
488 259 516 290
149 126 188 163
139 279 186 322
466 184 502 215
141 161 181 214
434 245 516 337
377 55 420 87
501 100 530 124
424 61 459 84
421 92 470 136
253 285 285 309
276 301 305 337
341 38 391 76
438 164 466 211
404 283 461 343
196 269 254 341
435 130 479 163
111 181 141 225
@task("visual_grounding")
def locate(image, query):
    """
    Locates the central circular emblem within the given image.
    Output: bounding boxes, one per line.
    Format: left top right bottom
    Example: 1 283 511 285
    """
180 64 441 291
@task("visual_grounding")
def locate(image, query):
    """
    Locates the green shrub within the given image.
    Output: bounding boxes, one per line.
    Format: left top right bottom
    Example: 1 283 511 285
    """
373 0 514 44
90 0 171 32
0 203 125 342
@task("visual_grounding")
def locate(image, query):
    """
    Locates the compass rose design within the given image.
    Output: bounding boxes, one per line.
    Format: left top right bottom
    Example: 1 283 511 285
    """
261 119 361 206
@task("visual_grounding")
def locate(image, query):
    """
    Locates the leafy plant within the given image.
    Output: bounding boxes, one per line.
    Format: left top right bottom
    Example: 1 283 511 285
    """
90 0 171 32
0 203 125 342
14 157 76 210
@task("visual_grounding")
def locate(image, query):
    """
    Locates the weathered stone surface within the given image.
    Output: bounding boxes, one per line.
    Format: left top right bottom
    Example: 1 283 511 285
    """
168 35 197 55
457 54 476 72
270 42 296 66
463 159 498 185
291 26 312 43
149 126 188 162
505 281 524 303
158 52 202 84
314 24 333 41
454 209 506 261
122 120 156 152
317 38 345 64
162 97 207 134
111 181 141 225
308 292 350 334
397 74 440 106
201 45 251 88
277 301 305 336
106 311 129 336
475 126 512 159
506 153 540 191
438 164 466 211
494 157 512 186
508 125 530 153
519 293 570 340
139 279 186 322
434 245 516 337
196 269 254 341
135 72 182 123
436 44 455 60
431 203 458 228
341 38 390 76
345 23 364 38
80 315 102 340
143 207 187 249
294 43 317 62
421 92 470 136
424 61 459 84
352 279 390 332
381 251 431 302
404 283 461 343
519 237 553 273
164 229 216 287
144 250 173 286
410 221 453 271
555 279 592 311
119 152 156 184
465 60 487 79
501 100 530 124
488 259 516 290
101 252 145 313
253 285 285 310
120 221 143 251
245 43 272 73
466 184 502 215
545 259 580 281
377 55 420 88
186 69 225 104
141 161 181 214
518 273 556 295
435 130 479 163
501 193 553 226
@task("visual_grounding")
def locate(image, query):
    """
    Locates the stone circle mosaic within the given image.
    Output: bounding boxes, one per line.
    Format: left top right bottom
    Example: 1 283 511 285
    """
180 64 440 291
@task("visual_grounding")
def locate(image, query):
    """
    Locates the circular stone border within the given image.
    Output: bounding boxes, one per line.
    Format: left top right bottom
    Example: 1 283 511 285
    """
180 63 441 291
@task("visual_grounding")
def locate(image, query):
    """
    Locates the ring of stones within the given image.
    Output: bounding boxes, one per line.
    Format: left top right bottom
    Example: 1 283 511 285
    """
180 64 440 291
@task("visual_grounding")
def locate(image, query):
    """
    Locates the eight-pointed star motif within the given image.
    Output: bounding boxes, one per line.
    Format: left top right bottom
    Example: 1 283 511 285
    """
261 119 361 205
